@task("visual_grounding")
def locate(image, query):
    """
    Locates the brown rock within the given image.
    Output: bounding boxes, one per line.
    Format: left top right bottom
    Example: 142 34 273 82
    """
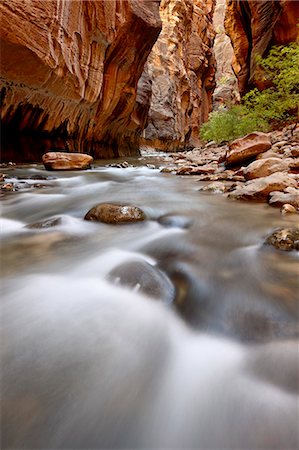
269 188 299 209
257 150 283 160
84 203 146 224
177 164 216 175
289 159 299 172
1 183 14 191
42 152 93 170
201 181 227 193
225 132 271 167
264 228 299 251
280 204 297 215
242 157 289 180
0 0 162 158
290 147 299 158
228 172 297 201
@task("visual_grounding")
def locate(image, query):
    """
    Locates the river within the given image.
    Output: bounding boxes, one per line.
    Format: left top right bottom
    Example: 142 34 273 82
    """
1 157 298 449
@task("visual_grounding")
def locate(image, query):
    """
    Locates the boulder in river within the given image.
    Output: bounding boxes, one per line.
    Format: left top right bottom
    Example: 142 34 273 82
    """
264 228 299 251
42 152 93 170
225 132 271 167
107 260 175 303
84 203 146 224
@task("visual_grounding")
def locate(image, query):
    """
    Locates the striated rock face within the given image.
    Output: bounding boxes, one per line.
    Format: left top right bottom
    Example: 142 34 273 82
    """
141 0 216 151
225 0 299 94
0 0 162 160
212 0 239 109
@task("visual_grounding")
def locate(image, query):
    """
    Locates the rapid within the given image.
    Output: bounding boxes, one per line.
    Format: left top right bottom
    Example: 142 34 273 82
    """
1 157 298 449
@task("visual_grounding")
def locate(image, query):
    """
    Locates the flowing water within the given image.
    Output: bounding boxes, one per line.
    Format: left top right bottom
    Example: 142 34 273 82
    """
1 158 299 449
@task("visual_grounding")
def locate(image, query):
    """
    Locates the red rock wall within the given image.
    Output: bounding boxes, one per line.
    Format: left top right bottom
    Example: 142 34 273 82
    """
0 0 161 159
141 0 216 151
213 0 239 109
225 0 299 95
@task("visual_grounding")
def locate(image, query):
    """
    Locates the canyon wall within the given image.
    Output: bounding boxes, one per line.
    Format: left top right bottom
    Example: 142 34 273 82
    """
212 0 239 109
225 0 299 95
141 0 216 151
0 0 161 159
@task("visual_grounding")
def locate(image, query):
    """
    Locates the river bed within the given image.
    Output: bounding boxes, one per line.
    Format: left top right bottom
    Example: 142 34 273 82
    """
1 159 298 449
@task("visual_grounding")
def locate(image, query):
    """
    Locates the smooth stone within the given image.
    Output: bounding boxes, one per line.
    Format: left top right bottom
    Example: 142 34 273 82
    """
269 189 299 209
84 203 146 224
242 158 289 180
26 217 63 229
280 204 297 215
264 228 299 251
158 214 193 229
228 172 297 201
107 260 175 303
42 152 93 170
201 181 227 193
225 132 271 167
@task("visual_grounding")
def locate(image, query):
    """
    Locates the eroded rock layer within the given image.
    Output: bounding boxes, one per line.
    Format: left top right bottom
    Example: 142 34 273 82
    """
0 0 161 160
225 0 299 95
142 0 216 151
213 0 239 109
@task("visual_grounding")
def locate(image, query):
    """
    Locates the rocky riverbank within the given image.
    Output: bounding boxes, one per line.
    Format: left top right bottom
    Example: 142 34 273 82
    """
158 125 299 214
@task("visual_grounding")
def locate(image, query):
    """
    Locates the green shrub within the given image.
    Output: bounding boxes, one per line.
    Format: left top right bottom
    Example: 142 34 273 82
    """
201 43 299 144
200 106 269 143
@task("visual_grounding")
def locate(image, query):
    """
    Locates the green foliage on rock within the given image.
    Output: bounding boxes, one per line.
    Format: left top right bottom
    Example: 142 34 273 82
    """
201 43 299 144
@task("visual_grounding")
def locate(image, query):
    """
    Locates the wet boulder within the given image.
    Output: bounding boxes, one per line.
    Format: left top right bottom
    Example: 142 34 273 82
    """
225 132 271 167
264 228 299 251
84 203 146 224
107 260 175 303
242 158 289 180
42 152 93 170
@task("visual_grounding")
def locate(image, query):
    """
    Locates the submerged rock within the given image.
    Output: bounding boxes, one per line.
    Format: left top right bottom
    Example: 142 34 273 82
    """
107 260 175 304
264 228 299 251
158 214 193 229
225 132 271 167
84 203 146 224
26 217 63 229
42 152 93 170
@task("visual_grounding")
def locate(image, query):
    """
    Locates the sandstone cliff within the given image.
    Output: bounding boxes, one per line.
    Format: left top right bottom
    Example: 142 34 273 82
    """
142 0 216 151
225 0 299 95
212 0 239 109
0 0 161 159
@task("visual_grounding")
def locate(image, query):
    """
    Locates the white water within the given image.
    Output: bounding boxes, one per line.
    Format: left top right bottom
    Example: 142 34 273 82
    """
1 162 298 449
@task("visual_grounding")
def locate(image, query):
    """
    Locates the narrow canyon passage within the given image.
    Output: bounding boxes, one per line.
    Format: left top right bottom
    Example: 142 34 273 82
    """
1 158 298 449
